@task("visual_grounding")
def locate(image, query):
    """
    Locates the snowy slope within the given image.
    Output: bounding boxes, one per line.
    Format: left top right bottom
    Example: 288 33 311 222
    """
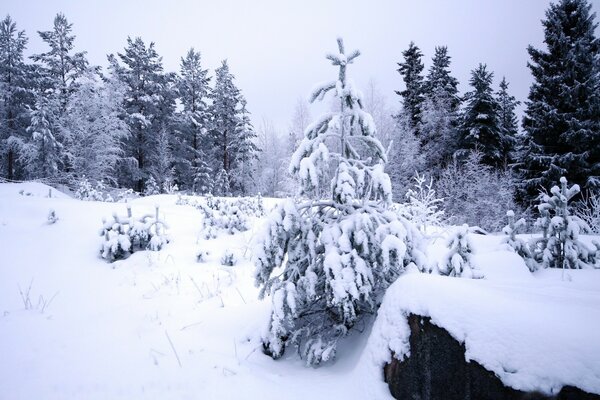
0 183 372 400
2 182 599 399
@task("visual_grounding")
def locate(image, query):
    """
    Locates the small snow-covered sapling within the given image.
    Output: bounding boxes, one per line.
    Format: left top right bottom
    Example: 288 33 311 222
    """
47 209 58 224
440 224 483 279
221 249 238 266
503 210 535 271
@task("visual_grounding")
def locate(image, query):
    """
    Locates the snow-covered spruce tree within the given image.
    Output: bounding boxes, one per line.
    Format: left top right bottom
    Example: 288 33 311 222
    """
503 210 535 271
440 224 483 279
254 38 424 366
396 41 425 135
520 0 600 206
457 63 505 169
533 177 595 269
496 77 520 167
0 15 33 181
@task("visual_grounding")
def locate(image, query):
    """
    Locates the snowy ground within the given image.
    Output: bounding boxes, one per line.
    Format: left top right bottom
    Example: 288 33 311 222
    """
1 182 599 399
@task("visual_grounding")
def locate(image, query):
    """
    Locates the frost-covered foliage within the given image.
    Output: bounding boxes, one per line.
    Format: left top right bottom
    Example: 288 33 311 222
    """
220 249 238 266
502 210 535 271
143 176 160 196
99 204 169 262
532 177 595 270
196 248 210 263
436 151 518 232
574 190 600 234
47 209 58 224
75 177 114 202
254 39 424 366
403 172 444 234
439 224 483 279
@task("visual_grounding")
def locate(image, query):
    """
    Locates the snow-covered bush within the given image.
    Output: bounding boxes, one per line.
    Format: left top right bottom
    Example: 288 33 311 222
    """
99 204 169 261
254 39 424 366
75 177 106 201
220 249 238 266
404 172 444 234
533 177 595 269
47 209 58 224
439 224 483 279
196 248 210 263
162 179 179 194
144 176 160 196
502 210 535 271
574 189 600 234
100 213 132 262
436 151 518 232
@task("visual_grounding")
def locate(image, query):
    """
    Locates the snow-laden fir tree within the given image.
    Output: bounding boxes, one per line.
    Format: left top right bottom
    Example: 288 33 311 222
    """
175 48 212 192
458 64 505 168
23 94 63 178
440 224 483 279
502 210 535 271
520 0 600 205
496 77 520 166
423 46 460 112
109 37 175 192
396 42 425 135
254 38 424 366
0 15 33 181
533 177 595 269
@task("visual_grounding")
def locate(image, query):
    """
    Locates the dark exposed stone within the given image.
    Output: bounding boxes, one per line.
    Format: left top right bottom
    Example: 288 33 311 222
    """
384 314 599 400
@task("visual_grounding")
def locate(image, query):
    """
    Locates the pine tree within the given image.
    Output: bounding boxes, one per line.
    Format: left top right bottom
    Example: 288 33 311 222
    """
254 38 423 366
496 77 520 166
31 13 88 114
396 42 425 134
520 0 600 205
0 15 32 180
209 60 257 195
230 98 258 195
109 37 174 192
458 64 504 168
175 48 212 191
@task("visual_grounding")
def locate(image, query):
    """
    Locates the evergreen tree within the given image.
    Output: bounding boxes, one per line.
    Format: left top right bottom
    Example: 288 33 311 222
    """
520 0 600 205
176 48 212 192
109 37 174 192
209 60 257 195
22 94 63 178
423 46 460 111
458 64 504 168
31 13 88 114
0 15 32 180
61 70 128 184
419 86 458 175
396 42 425 133
230 98 258 195
255 38 423 366
496 77 520 166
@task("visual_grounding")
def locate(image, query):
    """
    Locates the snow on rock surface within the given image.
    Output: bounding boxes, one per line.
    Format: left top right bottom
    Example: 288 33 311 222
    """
364 259 600 396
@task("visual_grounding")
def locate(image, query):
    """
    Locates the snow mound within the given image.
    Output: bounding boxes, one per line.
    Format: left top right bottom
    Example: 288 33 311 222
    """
0 181 70 199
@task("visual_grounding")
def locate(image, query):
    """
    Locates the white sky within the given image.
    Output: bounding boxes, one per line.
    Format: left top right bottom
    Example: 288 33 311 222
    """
4 0 599 131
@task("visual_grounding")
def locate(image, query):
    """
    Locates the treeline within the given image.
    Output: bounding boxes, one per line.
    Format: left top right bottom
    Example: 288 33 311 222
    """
0 13 257 195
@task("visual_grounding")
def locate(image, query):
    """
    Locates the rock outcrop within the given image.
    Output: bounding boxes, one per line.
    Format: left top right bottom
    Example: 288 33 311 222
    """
384 314 599 400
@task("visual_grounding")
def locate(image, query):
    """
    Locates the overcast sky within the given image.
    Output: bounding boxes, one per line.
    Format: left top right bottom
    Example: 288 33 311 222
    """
4 0 599 131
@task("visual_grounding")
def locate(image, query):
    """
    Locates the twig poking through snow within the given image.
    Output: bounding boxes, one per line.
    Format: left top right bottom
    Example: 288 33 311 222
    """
165 330 182 368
